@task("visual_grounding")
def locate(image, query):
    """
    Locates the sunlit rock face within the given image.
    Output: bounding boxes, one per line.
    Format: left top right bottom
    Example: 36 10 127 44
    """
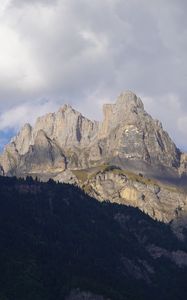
0 91 182 177
1 90 187 229
0 104 99 175
69 167 187 227
98 91 180 176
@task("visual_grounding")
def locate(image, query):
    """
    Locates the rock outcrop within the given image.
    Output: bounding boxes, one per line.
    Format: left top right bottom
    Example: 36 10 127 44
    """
179 153 187 176
0 91 183 178
66 166 187 228
0 104 99 175
1 91 187 229
98 92 180 177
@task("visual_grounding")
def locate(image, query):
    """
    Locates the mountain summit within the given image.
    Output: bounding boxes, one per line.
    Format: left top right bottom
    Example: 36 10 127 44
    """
1 91 187 227
0 91 185 178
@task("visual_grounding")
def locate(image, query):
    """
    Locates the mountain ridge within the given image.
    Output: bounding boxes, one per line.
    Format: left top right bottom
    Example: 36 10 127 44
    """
1 91 187 228
0 91 185 178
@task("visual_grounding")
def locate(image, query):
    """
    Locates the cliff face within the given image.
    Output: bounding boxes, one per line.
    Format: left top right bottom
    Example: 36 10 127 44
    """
97 91 180 177
67 166 187 231
0 91 183 177
1 91 187 227
0 104 99 175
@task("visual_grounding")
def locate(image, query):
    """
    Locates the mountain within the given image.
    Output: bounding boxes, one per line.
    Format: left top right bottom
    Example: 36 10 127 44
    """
1 91 187 227
0 175 187 300
0 91 185 178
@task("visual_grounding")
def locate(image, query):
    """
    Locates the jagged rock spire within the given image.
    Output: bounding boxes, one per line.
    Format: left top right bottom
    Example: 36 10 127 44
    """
0 91 182 177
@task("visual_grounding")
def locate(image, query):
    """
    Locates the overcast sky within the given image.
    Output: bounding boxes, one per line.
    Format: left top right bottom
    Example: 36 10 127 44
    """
0 0 187 151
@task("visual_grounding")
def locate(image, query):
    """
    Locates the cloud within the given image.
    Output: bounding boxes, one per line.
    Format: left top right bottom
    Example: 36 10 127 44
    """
12 0 58 7
0 0 187 149
0 128 15 152
142 93 187 151
0 24 44 91
0 100 60 130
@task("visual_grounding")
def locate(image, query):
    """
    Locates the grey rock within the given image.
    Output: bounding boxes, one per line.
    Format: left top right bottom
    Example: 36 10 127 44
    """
97 91 180 176
0 91 183 176
1 90 187 230
77 168 187 224
54 169 78 185
0 164 4 175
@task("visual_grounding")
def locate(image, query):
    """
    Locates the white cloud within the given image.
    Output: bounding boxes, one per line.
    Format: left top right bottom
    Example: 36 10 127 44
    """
178 116 187 137
0 0 11 17
0 100 59 130
0 24 44 91
74 89 113 121
0 0 187 150
142 93 187 150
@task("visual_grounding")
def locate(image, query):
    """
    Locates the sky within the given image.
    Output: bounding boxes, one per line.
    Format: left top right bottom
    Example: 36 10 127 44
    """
0 0 187 151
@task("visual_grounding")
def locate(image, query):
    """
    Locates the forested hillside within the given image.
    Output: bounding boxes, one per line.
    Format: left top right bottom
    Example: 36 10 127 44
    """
0 176 187 300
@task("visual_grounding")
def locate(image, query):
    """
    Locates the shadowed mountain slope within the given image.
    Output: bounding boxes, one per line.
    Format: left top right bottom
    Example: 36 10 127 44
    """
0 176 187 300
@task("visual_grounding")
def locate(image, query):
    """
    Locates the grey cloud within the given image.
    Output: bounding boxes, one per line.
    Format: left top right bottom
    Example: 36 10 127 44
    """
11 0 58 7
0 0 187 150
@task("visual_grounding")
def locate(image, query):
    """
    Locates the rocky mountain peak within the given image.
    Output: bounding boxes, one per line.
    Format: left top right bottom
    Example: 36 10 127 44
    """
0 91 185 179
58 104 78 114
116 90 144 111
1 91 187 232
99 91 145 138
12 122 33 155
